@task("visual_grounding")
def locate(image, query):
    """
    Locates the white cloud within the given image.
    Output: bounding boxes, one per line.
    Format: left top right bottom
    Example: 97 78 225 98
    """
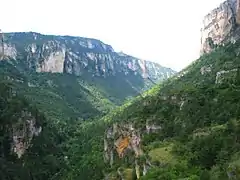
1 0 225 71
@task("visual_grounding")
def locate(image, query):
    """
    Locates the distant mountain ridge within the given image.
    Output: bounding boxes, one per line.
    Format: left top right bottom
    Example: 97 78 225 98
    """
0 31 176 180
0 31 175 81
0 31 176 120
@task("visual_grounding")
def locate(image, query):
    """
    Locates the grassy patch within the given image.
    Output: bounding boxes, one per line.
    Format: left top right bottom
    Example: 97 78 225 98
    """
123 168 133 180
148 143 176 165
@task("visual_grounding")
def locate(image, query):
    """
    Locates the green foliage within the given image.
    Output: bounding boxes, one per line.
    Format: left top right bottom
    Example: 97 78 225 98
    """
3 34 240 180
140 161 200 180
0 81 67 180
0 33 174 180
68 40 240 179
148 143 176 165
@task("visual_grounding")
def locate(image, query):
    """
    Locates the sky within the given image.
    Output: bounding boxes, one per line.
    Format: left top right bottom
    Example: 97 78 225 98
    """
1 0 226 71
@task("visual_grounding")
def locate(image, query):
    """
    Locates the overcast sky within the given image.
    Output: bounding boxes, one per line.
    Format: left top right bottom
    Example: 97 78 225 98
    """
1 0 225 71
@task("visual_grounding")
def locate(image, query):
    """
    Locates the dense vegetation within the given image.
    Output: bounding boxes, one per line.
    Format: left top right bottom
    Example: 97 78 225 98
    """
59 40 240 179
2 35 240 180
0 56 160 179
0 80 68 180
0 58 152 121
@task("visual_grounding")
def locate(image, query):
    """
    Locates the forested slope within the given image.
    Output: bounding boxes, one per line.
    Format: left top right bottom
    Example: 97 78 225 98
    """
0 32 174 179
65 40 240 180
0 79 68 180
2 30 240 180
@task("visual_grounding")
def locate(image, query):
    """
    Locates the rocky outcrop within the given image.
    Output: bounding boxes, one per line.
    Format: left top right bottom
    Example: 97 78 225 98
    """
200 0 240 54
146 120 162 134
200 65 212 75
0 44 17 60
104 121 161 179
1 32 175 81
215 69 238 84
104 122 143 162
12 111 42 158
26 41 67 73
237 0 240 24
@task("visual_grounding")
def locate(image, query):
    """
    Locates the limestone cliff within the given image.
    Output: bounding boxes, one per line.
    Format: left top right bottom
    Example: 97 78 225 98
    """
11 111 42 158
104 120 161 179
0 32 175 82
0 80 67 180
200 0 240 54
0 82 42 159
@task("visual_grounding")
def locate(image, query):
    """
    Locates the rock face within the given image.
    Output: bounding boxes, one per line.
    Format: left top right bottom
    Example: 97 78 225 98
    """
104 122 143 165
104 121 160 179
12 111 42 158
0 82 42 159
200 0 240 54
1 32 175 81
237 0 240 24
200 66 212 75
215 68 238 84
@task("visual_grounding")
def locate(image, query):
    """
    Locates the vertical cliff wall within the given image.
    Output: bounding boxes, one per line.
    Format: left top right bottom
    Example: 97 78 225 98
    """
200 0 240 54
0 32 176 82
237 0 240 24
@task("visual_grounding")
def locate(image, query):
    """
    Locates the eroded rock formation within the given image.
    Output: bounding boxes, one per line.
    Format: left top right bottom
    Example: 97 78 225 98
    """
215 69 238 84
104 120 161 179
11 111 42 158
0 32 175 81
200 0 240 54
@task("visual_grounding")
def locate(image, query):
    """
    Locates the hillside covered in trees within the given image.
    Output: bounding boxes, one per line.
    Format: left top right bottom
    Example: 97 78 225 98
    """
3 4 240 178
0 32 174 180
2 38 240 180
61 39 240 180
2 37 240 180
